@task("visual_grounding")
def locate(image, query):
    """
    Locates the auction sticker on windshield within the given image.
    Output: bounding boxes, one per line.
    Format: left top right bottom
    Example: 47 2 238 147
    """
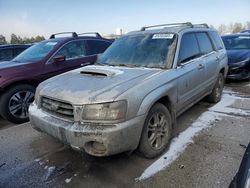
152 33 174 39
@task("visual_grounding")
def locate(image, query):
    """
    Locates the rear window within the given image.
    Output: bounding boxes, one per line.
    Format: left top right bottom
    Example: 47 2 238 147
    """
196 32 214 54
178 33 200 63
209 31 224 50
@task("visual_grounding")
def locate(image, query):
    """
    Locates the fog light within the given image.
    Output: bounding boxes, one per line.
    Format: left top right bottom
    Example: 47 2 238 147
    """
92 142 106 153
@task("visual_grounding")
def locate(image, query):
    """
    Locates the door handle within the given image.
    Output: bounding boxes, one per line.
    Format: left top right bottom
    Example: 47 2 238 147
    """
216 56 220 62
198 64 204 70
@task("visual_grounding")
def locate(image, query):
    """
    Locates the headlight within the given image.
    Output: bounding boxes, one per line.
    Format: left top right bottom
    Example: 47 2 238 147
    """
235 59 249 67
34 89 40 105
82 100 127 121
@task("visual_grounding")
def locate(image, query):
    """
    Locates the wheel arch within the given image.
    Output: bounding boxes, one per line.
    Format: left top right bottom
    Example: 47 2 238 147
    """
0 80 38 96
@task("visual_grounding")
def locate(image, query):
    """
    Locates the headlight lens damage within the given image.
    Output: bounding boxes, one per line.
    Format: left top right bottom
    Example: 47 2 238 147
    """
82 100 127 121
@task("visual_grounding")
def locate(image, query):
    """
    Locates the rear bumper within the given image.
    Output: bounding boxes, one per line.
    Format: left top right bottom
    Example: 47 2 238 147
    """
29 104 146 156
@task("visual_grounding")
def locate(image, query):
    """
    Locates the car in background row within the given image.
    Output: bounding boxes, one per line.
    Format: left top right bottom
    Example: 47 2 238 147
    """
0 32 113 124
241 30 250 34
0 44 32 62
222 33 250 80
229 142 250 188
29 23 228 158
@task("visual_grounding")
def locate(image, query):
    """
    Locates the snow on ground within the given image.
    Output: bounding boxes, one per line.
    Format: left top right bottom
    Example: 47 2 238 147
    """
137 93 250 181
65 177 72 183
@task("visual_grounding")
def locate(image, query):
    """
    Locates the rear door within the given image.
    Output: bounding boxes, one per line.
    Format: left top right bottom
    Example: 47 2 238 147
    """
176 32 205 114
195 32 218 87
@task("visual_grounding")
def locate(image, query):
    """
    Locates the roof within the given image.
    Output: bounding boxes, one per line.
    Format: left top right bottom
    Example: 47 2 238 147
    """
222 33 250 38
0 44 32 48
127 22 215 36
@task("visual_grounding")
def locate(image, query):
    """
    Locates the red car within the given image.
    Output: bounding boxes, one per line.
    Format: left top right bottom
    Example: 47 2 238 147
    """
0 32 112 123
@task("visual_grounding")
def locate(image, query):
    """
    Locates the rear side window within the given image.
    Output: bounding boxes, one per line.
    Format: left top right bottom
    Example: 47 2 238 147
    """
209 31 224 50
0 48 13 61
178 33 200 64
86 40 111 55
196 32 214 54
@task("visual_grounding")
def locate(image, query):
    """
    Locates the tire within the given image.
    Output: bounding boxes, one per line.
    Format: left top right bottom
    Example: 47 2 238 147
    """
139 103 172 158
0 84 35 124
206 73 224 103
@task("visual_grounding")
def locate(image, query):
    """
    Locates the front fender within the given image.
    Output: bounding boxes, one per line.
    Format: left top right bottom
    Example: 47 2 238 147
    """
136 81 177 116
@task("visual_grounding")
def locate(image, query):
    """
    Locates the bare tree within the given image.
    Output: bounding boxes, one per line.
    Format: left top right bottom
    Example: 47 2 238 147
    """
232 22 244 33
0 35 7 45
245 21 250 29
217 24 227 34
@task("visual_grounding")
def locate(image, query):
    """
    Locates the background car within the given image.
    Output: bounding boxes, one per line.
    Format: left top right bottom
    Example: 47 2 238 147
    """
0 32 113 124
241 29 250 33
0 44 32 62
222 33 250 80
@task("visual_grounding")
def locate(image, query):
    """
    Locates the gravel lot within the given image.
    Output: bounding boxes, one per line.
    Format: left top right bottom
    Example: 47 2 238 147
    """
0 81 249 188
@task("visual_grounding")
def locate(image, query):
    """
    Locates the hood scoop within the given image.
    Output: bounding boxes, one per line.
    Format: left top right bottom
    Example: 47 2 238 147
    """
80 66 124 77
80 70 108 77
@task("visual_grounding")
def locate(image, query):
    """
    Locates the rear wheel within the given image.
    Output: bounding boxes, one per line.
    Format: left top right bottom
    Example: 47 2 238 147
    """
0 84 35 124
139 103 172 158
206 73 224 103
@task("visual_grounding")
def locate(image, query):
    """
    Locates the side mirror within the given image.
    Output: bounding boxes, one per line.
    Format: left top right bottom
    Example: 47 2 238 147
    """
53 55 65 63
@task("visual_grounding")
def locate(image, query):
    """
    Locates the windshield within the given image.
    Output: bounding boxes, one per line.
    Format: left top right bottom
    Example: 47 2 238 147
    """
222 35 250 50
13 41 58 62
96 33 177 68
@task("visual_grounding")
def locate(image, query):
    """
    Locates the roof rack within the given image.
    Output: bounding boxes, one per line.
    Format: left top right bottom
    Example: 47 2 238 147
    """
140 22 210 31
192 23 209 28
140 22 193 31
50 32 78 39
78 32 102 38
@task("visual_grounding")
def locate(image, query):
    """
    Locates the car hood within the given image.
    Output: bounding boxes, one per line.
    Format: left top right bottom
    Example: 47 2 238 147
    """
227 49 250 64
0 61 29 70
38 65 163 105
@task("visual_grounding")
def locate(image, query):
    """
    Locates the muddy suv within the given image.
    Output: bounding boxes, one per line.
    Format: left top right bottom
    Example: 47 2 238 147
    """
29 23 228 158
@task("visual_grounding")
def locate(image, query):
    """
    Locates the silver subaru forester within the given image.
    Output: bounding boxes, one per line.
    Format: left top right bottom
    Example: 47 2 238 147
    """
29 22 228 158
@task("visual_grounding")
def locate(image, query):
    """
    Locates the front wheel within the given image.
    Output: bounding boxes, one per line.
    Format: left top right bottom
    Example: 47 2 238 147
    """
0 84 35 124
206 73 224 103
138 103 172 158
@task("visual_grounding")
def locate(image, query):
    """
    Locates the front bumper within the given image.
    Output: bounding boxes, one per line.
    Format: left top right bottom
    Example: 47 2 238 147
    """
29 104 146 156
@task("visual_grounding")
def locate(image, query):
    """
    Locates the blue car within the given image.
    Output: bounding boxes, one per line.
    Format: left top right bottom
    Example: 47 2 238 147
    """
222 33 250 80
0 44 32 62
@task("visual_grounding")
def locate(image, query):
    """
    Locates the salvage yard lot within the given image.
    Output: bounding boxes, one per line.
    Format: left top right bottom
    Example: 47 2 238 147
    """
0 82 250 188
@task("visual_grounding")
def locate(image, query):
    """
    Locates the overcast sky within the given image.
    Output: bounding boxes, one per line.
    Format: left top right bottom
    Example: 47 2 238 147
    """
0 0 249 40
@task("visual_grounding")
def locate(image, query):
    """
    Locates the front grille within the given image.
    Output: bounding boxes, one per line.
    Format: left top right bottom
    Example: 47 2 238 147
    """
41 97 74 121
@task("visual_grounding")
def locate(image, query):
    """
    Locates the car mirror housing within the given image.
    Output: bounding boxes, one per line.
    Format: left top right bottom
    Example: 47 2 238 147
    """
53 55 65 63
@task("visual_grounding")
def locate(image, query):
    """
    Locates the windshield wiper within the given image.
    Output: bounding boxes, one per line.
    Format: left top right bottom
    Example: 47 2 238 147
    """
12 60 21 63
95 62 105 66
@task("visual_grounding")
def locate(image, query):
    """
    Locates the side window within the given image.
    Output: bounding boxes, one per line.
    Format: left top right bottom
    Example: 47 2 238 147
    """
55 40 86 61
178 33 200 64
209 31 224 50
86 40 111 55
196 32 214 54
0 49 13 61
